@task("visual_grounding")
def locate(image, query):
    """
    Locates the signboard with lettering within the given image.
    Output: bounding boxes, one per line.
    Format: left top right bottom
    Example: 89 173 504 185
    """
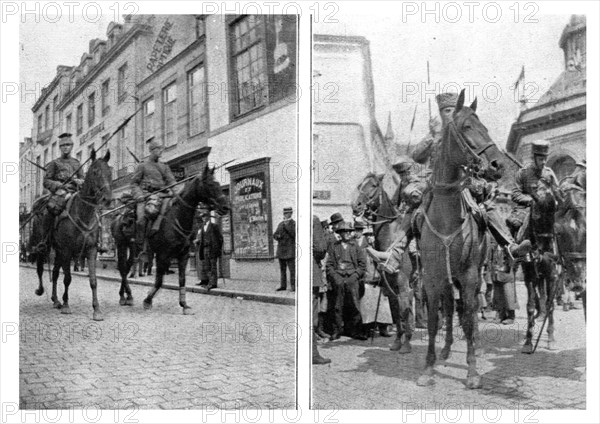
147 19 176 73
231 172 272 259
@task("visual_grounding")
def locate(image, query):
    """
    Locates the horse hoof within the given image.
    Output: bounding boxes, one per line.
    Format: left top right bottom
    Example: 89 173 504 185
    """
547 341 557 351
35 288 44 296
398 342 412 354
119 297 127 306
183 307 195 316
521 344 533 354
417 374 435 387
60 306 72 315
52 301 62 309
466 375 482 389
143 299 152 310
125 297 134 306
440 348 452 361
93 311 104 321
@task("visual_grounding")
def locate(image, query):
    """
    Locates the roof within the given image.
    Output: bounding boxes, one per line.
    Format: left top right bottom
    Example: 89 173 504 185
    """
535 68 586 106
559 15 586 49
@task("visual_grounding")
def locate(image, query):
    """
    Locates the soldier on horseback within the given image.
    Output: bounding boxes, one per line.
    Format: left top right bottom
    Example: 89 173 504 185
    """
131 138 176 256
37 133 84 252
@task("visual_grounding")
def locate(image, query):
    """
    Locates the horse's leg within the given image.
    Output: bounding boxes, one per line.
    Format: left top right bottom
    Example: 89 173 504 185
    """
123 244 134 305
143 254 167 310
461 269 482 389
178 253 193 315
35 253 45 296
521 263 536 353
60 258 73 315
51 260 62 309
582 289 587 322
87 248 103 321
417 285 439 386
397 274 414 353
440 284 455 360
545 257 557 350
116 243 128 306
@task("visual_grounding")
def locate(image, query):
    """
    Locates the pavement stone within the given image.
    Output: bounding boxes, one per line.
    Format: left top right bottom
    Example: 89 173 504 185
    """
19 266 296 410
312 281 586 410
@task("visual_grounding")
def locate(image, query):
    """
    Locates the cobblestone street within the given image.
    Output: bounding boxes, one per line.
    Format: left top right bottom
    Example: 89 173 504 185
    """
312 282 586 410
19 267 296 410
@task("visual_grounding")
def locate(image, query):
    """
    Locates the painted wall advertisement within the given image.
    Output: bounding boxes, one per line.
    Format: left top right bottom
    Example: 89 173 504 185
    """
231 172 272 259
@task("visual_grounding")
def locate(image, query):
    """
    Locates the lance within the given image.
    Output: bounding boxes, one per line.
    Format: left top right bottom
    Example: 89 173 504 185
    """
126 146 140 163
405 103 419 156
100 159 236 218
25 158 46 171
427 60 432 120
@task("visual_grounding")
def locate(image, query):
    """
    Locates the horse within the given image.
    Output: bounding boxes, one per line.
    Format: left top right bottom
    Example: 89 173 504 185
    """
31 150 112 321
351 172 416 353
416 89 509 389
109 200 138 305
554 176 586 320
124 164 229 314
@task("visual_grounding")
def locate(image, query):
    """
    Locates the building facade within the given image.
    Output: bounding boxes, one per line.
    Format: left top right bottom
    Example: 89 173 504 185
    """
312 34 392 221
506 15 586 181
23 14 298 283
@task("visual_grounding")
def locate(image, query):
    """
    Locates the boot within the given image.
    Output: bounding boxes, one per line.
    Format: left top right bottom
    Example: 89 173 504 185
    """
316 313 330 339
389 336 402 351
379 323 391 337
312 341 331 365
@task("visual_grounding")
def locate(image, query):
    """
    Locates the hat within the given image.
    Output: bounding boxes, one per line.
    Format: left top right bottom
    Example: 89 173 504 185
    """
58 133 73 146
147 138 163 151
531 140 550 156
335 221 354 233
283 207 293 214
436 92 458 110
353 220 365 231
392 156 413 174
330 212 344 224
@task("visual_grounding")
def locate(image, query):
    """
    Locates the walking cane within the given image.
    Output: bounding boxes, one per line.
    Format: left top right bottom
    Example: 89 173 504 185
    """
371 280 383 345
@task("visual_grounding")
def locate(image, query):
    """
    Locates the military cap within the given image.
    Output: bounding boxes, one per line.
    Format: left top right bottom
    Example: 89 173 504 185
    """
283 207 293 214
531 140 550 156
58 132 73 146
146 137 163 151
392 156 414 174
330 212 344 224
436 92 458 110
334 221 354 233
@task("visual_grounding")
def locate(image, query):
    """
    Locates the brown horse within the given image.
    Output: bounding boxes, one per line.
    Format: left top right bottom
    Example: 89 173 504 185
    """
555 177 586 319
417 89 508 389
352 173 416 353
141 164 229 314
31 150 112 321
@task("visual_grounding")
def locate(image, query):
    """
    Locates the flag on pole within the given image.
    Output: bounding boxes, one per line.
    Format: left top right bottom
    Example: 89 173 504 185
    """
409 103 418 132
512 65 525 91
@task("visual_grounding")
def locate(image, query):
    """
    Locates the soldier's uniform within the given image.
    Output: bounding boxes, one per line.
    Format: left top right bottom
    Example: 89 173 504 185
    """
131 139 176 251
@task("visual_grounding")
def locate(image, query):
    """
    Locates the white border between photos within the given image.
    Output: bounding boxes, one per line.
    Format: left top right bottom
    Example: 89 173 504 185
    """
1 1 598 423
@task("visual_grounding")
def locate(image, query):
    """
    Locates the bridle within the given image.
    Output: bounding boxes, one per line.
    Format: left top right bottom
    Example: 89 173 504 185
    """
354 176 402 225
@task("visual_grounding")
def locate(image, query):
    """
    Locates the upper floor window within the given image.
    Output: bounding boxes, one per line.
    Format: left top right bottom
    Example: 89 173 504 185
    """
44 105 50 130
143 97 155 156
195 15 206 39
101 79 110 116
76 103 83 136
65 113 72 133
229 16 267 117
37 114 43 135
52 95 58 127
188 66 207 136
118 63 128 103
88 91 96 126
163 84 177 147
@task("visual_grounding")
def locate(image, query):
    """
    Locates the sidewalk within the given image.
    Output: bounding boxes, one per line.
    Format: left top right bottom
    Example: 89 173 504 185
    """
20 262 295 306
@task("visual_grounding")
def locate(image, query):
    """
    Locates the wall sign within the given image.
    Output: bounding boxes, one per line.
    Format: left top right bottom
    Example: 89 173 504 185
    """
147 19 176 73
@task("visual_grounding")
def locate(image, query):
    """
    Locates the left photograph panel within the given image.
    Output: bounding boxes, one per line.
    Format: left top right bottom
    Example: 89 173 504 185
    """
19 13 298 409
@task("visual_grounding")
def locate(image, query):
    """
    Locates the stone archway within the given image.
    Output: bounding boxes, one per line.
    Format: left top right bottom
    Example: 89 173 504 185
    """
549 154 576 181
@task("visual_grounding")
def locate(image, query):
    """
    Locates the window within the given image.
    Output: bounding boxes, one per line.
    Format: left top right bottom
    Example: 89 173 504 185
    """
37 114 43 135
35 156 41 196
118 63 128 103
116 129 124 177
44 105 50 130
52 95 58 127
195 15 206 39
88 91 96 126
162 84 177 147
43 149 48 167
101 79 110 116
76 104 83 135
143 97 155 155
65 113 72 132
188 66 207 136
230 16 267 117
87 144 95 170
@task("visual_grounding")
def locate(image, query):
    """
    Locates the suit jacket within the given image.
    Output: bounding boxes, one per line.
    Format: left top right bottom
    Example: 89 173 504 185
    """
312 215 327 288
274 218 296 259
325 240 366 283
196 222 223 259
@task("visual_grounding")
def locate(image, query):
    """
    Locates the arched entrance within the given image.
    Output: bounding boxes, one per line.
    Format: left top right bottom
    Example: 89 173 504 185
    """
549 154 576 181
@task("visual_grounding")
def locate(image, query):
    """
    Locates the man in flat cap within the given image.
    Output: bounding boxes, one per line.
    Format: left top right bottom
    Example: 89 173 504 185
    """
131 138 176 256
38 133 85 250
274 207 296 292
326 221 367 341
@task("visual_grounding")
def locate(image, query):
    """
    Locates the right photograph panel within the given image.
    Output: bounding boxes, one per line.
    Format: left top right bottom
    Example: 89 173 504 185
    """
311 9 586 410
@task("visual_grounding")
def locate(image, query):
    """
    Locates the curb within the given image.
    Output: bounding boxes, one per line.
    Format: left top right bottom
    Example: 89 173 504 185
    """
20 264 295 306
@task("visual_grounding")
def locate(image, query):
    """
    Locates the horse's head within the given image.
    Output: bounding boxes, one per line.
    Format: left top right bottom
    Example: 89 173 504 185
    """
83 149 112 207
190 164 230 215
440 89 506 182
351 173 384 219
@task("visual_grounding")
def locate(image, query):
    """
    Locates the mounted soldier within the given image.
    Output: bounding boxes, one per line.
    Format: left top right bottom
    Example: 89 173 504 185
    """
37 132 84 251
131 138 176 257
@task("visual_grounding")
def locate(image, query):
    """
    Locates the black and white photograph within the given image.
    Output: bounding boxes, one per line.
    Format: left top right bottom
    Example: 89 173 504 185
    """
311 4 592 411
15 11 298 410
